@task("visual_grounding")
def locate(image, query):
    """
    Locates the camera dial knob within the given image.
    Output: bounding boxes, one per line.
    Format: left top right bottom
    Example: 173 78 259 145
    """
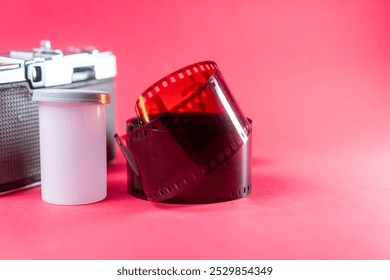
40 40 51 50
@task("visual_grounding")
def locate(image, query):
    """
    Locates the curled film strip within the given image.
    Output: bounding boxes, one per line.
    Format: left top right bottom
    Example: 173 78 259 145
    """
116 61 252 203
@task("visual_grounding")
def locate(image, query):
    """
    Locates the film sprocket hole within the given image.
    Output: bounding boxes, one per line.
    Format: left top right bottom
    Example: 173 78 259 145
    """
0 40 117 192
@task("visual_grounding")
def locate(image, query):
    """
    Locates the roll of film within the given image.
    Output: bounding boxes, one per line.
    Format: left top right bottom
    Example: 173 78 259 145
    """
116 61 252 203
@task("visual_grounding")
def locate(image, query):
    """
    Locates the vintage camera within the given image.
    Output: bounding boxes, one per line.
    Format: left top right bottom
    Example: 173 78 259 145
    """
0 40 117 192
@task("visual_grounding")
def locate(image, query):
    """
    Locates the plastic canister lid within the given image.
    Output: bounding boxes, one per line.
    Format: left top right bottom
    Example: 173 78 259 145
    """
32 89 111 104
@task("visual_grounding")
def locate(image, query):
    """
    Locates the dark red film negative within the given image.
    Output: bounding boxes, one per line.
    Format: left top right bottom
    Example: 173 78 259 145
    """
116 61 252 203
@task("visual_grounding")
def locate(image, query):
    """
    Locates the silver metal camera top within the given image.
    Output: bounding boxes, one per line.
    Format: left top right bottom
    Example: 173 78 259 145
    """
32 40 64 59
8 40 63 61
0 40 116 88
0 62 21 71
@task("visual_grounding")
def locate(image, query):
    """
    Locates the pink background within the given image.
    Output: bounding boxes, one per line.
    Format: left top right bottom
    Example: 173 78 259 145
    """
1 0 390 259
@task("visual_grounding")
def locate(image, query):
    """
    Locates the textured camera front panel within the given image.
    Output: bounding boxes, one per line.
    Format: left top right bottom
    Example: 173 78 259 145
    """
0 82 40 191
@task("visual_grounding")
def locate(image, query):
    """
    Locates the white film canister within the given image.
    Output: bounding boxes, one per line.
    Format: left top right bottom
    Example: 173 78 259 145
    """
32 89 111 205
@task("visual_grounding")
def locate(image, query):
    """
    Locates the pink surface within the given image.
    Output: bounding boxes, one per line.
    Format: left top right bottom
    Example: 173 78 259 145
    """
1 0 390 259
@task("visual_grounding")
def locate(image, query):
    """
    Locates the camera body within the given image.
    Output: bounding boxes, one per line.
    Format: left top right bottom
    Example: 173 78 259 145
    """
0 40 117 192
